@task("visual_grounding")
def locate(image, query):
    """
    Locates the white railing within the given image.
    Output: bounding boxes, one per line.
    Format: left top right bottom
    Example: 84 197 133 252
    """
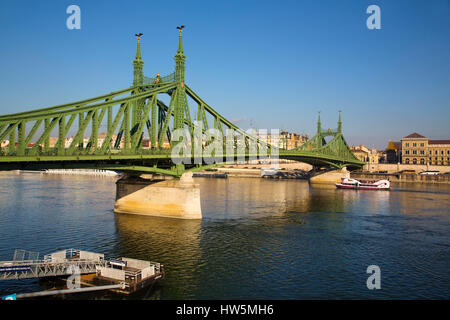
43 169 118 176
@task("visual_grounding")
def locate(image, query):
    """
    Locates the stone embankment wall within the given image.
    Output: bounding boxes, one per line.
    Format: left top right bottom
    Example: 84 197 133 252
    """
351 172 450 184
363 163 450 174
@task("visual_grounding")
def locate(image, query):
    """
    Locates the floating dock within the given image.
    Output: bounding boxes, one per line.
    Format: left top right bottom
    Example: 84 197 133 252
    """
88 257 164 294
0 249 164 298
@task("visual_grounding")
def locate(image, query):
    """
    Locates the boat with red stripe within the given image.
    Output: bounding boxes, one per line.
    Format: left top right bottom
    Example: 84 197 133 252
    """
335 178 390 190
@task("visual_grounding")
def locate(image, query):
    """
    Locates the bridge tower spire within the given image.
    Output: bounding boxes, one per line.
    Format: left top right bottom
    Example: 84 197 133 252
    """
174 26 186 131
174 26 186 84
133 34 144 87
173 26 187 175
316 111 323 148
317 112 321 135
338 110 342 134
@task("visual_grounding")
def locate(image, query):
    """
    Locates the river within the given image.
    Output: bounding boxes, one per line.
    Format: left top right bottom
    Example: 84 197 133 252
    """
0 172 448 299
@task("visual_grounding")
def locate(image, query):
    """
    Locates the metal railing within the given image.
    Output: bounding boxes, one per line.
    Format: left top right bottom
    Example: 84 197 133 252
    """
143 72 175 84
0 258 107 281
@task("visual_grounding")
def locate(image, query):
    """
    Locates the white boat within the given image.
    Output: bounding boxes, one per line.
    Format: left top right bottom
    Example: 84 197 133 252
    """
336 178 390 190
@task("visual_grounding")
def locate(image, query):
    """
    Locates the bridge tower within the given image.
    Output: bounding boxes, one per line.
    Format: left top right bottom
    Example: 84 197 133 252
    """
132 34 144 87
337 110 342 134
316 112 324 148
174 26 186 131
130 34 145 152
317 111 321 135
317 111 322 147
173 27 187 174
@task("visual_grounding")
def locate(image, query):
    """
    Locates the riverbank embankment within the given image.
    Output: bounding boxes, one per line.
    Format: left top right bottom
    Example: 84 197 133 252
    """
350 172 450 184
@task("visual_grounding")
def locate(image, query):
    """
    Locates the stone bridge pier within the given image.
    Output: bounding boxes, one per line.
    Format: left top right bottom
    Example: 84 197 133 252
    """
114 172 202 219
309 167 350 184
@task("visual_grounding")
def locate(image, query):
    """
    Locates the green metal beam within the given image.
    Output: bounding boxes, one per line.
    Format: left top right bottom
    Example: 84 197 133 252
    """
0 31 365 177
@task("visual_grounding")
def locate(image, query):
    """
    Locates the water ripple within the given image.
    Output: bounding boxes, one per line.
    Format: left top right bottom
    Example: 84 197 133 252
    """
0 173 448 299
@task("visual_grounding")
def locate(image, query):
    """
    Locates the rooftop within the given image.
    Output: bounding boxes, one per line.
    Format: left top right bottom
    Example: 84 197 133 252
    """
429 139 450 145
403 132 427 139
386 141 401 151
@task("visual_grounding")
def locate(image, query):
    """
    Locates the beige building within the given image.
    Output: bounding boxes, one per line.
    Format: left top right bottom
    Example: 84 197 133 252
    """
280 131 308 150
428 140 450 166
255 131 308 149
401 133 450 166
350 145 379 164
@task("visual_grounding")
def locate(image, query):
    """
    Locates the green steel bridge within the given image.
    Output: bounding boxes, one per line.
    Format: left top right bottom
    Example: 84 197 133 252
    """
0 29 364 177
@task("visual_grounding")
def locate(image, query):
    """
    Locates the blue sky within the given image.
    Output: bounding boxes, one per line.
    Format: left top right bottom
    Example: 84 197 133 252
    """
0 0 449 149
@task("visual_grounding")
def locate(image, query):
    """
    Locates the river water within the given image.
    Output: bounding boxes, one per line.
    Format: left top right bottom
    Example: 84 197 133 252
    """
0 172 448 299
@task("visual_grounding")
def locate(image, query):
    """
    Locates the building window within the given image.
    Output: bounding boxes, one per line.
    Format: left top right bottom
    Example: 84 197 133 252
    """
413 158 417 164
441 150 444 155
420 150 424 155
406 143 409 147
413 150 417 155
405 158 410 164
435 150 438 155
420 158 425 164
405 150 410 155
420 143 424 147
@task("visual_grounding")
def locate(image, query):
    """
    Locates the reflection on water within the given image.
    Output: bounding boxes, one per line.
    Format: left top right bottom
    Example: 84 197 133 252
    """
113 214 202 299
0 172 449 299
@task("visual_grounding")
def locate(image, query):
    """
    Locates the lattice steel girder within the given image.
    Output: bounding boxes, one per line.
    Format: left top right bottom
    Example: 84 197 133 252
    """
0 83 175 123
158 94 175 147
185 86 268 149
0 83 176 157
0 29 366 176
0 87 136 121
0 81 363 172
97 103 126 154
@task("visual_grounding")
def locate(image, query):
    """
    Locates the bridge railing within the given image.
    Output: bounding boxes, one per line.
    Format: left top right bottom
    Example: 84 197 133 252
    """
143 72 175 85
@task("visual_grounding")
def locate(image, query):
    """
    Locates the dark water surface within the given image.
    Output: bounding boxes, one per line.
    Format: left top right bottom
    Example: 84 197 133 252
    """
0 172 448 299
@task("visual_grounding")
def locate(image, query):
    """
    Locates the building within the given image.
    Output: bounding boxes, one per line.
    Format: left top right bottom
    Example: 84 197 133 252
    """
141 138 170 149
385 140 401 164
401 133 450 165
350 145 379 163
427 140 450 166
279 131 308 150
256 131 308 150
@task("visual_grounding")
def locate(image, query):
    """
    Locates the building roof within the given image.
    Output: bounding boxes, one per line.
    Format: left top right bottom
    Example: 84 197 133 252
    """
429 139 450 145
403 132 427 139
350 148 369 155
386 141 401 151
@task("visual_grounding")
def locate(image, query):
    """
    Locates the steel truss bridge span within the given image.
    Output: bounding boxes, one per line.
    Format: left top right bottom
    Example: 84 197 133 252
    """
0 30 364 176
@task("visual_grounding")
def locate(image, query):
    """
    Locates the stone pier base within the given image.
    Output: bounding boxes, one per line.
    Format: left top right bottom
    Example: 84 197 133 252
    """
309 167 350 184
114 172 202 219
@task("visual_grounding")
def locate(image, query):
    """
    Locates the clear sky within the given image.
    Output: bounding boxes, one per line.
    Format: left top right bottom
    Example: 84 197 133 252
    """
0 0 449 149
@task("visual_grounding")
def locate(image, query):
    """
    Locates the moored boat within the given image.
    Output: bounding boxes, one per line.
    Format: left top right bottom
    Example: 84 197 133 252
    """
335 178 390 190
